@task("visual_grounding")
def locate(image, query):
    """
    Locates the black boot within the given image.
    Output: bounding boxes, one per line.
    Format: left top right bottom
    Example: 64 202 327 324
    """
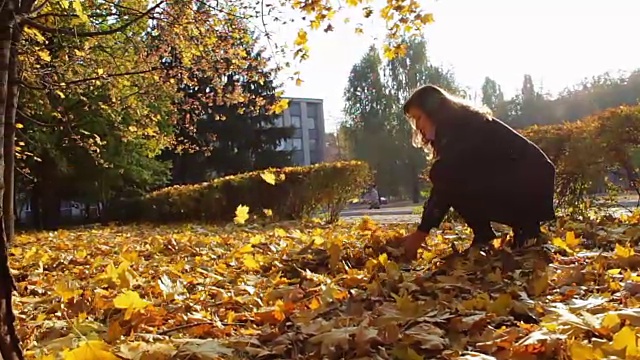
470 230 497 251
513 224 542 249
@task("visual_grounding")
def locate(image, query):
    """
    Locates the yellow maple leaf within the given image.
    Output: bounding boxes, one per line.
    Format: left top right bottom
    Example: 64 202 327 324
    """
565 231 580 248
63 340 118 360
234 205 250 224
294 29 308 46
242 254 261 271
272 98 289 114
420 13 435 24
260 171 277 185
72 0 90 23
488 293 512 316
382 44 396 60
615 243 634 258
601 312 621 330
613 325 637 351
54 280 82 302
552 237 573 254
568 340 600 360
37 50 51 62
113 290 150 320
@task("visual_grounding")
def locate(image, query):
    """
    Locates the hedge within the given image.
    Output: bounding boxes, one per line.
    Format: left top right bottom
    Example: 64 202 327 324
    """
520 105 640 213
108 160 372 224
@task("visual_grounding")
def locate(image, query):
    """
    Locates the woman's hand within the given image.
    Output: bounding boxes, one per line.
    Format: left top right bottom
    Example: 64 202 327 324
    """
396 230 429 261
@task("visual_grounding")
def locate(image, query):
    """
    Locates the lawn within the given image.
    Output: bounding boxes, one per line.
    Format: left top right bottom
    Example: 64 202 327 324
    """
11 214 640 359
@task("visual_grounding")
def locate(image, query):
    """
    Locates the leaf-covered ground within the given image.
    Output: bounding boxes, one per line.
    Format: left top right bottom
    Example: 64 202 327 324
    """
12 213 640 359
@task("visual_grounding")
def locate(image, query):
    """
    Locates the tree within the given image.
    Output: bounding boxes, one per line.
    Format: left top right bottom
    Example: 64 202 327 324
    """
170 26 293 182
384 37 462 202
481 77 505 113
342 45 397 196
0 0 437 356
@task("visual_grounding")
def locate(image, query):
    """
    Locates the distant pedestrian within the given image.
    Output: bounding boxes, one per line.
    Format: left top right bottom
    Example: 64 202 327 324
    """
367 184 380 209
396 85 556 260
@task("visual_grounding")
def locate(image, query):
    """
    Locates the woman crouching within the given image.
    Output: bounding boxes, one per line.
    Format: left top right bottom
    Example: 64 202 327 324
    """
398 85 556 260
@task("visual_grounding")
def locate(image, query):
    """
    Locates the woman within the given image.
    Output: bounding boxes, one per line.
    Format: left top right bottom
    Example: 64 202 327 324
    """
398 85 556 260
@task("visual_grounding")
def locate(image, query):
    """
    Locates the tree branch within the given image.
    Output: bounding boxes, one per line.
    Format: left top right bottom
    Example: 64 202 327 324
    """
22 0 45 15
20 1 165 38
17 80 45 91
16 109 58 127
63 67 161 86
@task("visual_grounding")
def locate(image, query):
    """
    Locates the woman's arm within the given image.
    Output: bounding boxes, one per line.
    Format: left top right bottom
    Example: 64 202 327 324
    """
417 186 451 233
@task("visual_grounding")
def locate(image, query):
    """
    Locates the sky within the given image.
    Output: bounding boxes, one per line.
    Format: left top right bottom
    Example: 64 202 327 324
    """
265 0 640 132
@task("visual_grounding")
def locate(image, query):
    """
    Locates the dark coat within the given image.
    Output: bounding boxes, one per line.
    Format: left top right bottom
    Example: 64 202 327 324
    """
417 116 556 233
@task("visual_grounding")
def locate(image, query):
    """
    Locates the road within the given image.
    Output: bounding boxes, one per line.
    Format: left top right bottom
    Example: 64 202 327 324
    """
340 204 419 224
340 195 640 224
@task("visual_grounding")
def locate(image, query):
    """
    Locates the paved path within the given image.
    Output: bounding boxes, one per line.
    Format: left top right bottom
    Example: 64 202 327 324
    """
340 195 640 224
340 205 419 224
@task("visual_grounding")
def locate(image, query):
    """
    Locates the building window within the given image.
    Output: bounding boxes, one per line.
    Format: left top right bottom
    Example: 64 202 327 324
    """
291 115 301 128
306 103 317 129
275 116 283 127
307 103 318 118
309 138 317 151
292 138 302 150
289 102 301 117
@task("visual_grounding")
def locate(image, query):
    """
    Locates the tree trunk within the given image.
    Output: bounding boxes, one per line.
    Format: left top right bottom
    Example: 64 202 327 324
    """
3 27 19 243
0 1 24 358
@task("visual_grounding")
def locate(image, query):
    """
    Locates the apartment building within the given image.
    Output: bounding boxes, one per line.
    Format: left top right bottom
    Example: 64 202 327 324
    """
275 97 325 166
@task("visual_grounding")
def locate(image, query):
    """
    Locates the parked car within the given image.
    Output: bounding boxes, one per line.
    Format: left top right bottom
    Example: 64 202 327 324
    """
354 194 388 206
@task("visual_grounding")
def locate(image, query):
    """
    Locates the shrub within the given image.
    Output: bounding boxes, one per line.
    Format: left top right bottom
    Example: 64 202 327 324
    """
521 105 640 215
108 161 372 224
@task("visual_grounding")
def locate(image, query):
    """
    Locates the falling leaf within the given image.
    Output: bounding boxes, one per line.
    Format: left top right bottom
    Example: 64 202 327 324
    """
234 205 250 224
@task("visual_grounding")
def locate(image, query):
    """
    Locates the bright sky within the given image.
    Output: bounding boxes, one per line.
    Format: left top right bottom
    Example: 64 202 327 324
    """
267 0 640 132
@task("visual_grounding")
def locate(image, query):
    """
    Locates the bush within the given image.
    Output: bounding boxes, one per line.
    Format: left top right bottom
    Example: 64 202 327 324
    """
108 161 372 224
521 105 640 215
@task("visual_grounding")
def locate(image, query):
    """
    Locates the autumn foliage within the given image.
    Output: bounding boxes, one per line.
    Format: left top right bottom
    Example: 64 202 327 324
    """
13 209 640 359
109 161 372 224
521 105 640 211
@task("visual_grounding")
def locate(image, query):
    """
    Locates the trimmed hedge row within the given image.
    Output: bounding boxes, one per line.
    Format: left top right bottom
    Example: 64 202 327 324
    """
108 161 372 223
521 105 640 213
